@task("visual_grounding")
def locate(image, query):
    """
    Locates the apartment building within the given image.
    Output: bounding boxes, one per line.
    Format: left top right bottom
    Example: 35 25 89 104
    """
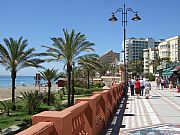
143 48 158 74
158 36 180 62
143 36 180 74
122 37 160 63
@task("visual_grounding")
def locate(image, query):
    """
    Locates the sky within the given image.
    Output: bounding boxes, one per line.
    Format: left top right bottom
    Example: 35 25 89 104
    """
0 0 180 76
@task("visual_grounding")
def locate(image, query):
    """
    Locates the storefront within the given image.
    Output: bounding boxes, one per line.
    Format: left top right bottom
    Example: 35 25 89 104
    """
171 65 180 85
160 63 180 88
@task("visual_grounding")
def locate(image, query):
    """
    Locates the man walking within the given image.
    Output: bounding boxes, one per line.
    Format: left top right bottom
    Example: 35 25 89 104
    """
129 78 135 96
140 78 145 96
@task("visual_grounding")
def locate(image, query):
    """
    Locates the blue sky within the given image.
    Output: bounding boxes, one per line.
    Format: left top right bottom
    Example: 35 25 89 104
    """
0 0 180 76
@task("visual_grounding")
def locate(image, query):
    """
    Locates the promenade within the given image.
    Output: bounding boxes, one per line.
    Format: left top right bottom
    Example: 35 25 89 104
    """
107 81 180 135
14 81 180 135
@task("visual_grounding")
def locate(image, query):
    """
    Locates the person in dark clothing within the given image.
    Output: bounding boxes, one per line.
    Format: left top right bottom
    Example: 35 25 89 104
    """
129 78 135 96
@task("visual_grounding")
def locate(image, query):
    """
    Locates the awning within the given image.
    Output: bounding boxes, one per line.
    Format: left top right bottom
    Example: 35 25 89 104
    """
171 65 180 71
162 67 173 76
162 72 173 76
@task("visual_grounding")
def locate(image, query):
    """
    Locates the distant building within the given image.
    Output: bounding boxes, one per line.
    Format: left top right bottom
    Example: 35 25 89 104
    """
122 37 161 63
143 48 158 74
99 50 120 65
143 36 180 74
158 36 180 62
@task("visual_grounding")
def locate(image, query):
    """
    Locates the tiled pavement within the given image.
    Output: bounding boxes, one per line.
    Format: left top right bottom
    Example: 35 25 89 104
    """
118 82 180 135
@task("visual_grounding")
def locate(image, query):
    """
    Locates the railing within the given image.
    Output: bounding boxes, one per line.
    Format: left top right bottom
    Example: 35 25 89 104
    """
16 82 124 135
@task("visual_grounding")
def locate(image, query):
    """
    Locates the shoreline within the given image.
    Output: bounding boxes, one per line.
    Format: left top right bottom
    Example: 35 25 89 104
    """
0 84 59 101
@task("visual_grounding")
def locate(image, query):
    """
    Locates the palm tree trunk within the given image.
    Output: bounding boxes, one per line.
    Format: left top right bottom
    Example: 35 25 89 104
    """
71 63 75 106
47 82 51 106
67 64 72 107
71 74 75 106
87 69 90 89
11 71 16 111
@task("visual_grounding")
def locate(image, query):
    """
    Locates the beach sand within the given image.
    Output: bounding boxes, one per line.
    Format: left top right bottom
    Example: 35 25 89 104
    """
0 85 60 101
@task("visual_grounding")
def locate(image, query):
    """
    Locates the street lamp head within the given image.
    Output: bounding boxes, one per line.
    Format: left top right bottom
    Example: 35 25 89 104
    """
131 13 141 21
109 14 118 22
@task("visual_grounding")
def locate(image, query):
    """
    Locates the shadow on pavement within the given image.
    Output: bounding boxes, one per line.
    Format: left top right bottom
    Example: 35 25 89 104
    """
101 97 127 135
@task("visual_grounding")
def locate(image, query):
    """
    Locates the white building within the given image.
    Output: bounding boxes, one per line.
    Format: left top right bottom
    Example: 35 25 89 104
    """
143 48 158 74
122 37 161 63
158 36 180 62
143 36 180 74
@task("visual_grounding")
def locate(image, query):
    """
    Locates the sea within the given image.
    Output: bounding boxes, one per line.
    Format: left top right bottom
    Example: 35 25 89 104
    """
0 76 45 88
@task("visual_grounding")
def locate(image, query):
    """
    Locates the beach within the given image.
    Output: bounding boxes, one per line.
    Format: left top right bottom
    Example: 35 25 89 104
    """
0 85 60 101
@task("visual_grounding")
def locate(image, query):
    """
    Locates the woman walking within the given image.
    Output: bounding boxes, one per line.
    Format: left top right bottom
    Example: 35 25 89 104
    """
144 79 151 99
134 78 140 99
155 76 161 90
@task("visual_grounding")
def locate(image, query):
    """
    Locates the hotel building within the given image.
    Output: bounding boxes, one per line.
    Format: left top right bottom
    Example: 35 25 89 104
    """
143 36 180 74
158 36 180 62
143 48 158 74
122 37 161 63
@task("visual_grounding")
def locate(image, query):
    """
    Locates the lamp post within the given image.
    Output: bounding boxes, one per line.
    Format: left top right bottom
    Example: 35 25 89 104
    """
109 4 141 98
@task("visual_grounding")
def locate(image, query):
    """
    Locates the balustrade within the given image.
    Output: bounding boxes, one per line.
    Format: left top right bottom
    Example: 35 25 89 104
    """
16 82 124 135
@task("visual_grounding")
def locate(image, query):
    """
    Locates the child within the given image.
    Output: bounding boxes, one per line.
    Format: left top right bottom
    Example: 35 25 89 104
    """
144 79 151 99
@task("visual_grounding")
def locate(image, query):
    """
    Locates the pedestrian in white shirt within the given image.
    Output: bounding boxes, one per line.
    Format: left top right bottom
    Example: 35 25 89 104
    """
144 79 151 99
140 78 145 96
129 78 135 96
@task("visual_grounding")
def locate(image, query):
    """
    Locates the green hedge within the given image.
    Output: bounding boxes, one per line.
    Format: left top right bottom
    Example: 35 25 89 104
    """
148 73 155 81
60 87 103 95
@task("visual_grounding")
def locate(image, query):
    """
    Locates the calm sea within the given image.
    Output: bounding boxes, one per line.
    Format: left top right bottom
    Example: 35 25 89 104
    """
0 76 45 88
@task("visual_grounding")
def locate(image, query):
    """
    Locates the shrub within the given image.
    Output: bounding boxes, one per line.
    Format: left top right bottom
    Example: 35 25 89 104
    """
54 101 68 111
61 87 68 95
19 90 43 114
148 73 155 81
37 104 53 112
22 116 32 125
83 89 92 95
0 100 12 116
56 89 65 100
74 87 85 95
90 82 105 88
83 87 103 95
42 92 55 104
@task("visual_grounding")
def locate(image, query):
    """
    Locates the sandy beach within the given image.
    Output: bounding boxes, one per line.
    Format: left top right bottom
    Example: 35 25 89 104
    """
0 85 60 101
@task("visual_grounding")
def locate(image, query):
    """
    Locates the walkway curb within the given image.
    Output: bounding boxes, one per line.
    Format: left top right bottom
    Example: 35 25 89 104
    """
101 97 128 135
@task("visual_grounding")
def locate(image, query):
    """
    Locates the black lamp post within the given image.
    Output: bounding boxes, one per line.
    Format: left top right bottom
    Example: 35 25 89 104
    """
109 4 141 98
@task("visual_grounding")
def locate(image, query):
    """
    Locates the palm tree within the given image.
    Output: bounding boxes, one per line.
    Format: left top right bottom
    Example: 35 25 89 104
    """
0 37 43 110
19 90 43 114
149 56 161 73
39 68 60 105
128 59 144 76
78 54 99 89
97 62 111 77
42 29 94 106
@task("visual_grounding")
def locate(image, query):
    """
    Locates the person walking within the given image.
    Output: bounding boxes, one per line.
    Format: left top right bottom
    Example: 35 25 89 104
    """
144 79 151 99
169 81 173 91
161 77 165 90
129 78 135 96
155 76 161 90
134 78 140 99
140 78 145 96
